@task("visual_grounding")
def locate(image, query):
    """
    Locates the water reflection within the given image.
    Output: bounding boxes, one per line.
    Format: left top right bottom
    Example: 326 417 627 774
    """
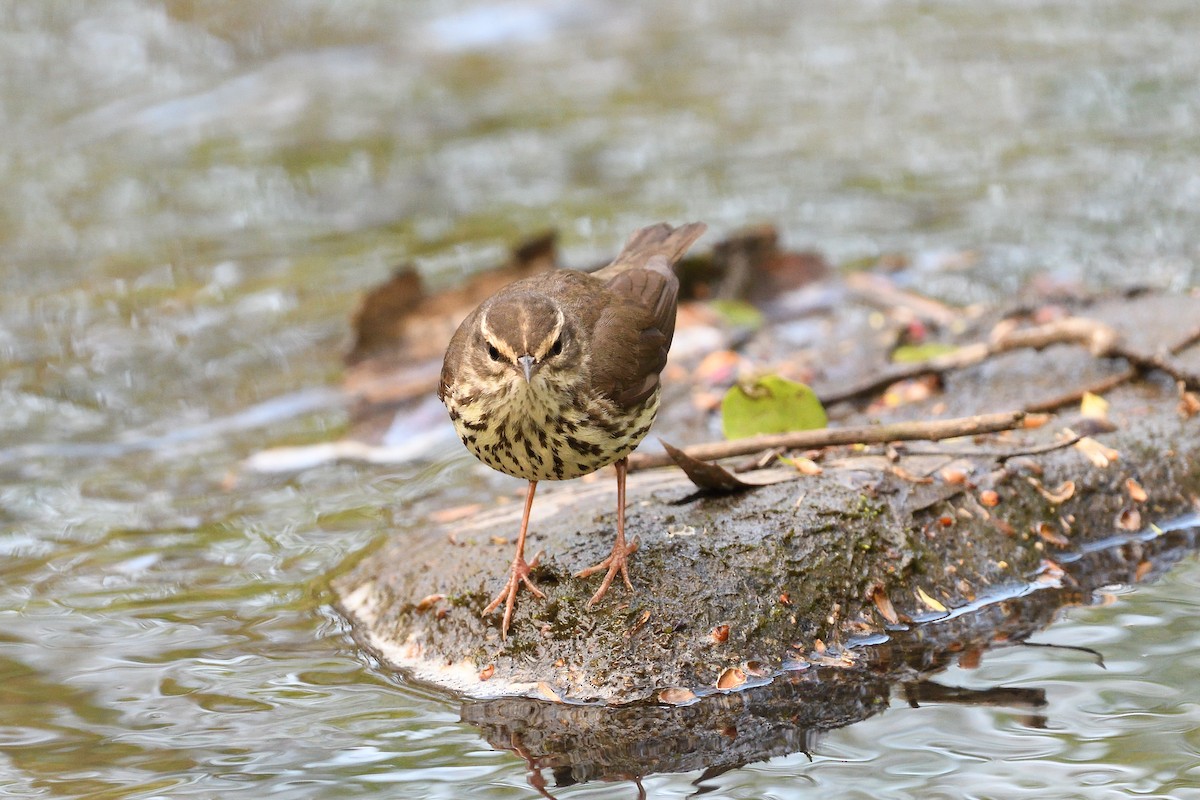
462 516 1199 795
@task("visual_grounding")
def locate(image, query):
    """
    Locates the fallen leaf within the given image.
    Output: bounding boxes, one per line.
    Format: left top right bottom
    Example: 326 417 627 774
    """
940 468 968 485
1022 413 1053 429
1116 506 1142 531
662 440 796 493
721 375 827 439
717 667 746 690
891 342 959 363
877 375 941 409
779 454 823 475
625 609 652 638
1028 478 1076 504
1135 560 1153 581
1126 478 1147 503
658 687 697 705
745 660 772 677
891 464 934 484
1079 391 1110 421
414 594 445 612
709 299 765 331
1036 522 1070 547
479 664 495 681
979 490 1001 507
1179 391 1200 419
710 624 731 644
871 586 899 624
1074 436 1120 468
915 586 947 612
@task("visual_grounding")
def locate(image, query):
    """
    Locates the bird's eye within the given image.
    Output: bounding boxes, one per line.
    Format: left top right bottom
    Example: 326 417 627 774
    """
549 337 563 357
487 344 502 361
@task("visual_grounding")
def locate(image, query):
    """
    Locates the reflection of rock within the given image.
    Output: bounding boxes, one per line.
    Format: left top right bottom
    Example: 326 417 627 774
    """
458 518 1197 788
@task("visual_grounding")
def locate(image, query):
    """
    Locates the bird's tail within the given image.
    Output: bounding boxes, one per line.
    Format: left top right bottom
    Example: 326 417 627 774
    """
604 222 707 274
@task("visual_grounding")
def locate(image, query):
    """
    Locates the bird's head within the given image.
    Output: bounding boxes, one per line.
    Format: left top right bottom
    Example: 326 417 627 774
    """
474 292 576 391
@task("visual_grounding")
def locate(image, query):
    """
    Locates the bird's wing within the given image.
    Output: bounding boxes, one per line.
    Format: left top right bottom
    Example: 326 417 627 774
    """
588 264 679 410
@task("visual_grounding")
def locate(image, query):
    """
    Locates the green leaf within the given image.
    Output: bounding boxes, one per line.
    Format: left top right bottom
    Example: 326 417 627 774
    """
720 375 827 440
708 299 764 330
890 342 959 363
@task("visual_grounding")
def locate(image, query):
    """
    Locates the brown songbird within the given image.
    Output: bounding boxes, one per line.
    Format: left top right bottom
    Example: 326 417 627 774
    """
438 222 706 639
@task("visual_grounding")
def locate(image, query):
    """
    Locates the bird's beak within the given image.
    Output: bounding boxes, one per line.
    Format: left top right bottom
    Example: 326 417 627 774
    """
518 355 536 383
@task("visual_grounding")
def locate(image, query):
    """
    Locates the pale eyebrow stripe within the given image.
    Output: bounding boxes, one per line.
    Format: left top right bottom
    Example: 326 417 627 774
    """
479 310 522 362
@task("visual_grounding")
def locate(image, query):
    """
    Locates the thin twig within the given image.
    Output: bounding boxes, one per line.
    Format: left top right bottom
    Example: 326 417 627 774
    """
821 317 1118 406
1025 323 1200 413
628 410 1026 472
900 434 1084 462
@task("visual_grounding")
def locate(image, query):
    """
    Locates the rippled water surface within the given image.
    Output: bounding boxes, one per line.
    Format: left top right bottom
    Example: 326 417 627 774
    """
3 2 1200 797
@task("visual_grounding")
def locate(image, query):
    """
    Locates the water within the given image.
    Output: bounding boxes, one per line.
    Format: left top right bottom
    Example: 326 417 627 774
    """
3 2 1200 797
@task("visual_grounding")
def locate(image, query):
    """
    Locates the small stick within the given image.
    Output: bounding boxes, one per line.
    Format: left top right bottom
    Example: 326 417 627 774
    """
1025 322 1200 413
900 434 1084 461
821 317 1118 406
628 410 1026 472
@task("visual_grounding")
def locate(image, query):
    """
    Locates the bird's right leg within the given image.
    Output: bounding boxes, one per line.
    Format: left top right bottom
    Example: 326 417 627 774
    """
482 480 545 640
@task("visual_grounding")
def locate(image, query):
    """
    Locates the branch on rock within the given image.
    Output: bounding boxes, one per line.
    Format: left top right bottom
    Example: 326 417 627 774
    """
1026 322 1200 413
628 410 1027 472
821 317 1120 406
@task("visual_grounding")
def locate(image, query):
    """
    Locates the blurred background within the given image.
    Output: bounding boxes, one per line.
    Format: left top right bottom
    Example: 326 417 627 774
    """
3 2 1200 798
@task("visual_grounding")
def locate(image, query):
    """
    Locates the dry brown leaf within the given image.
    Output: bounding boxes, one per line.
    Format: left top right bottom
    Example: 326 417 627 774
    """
940 468 968 485
1116 506 1142 531
891 464 934 484
1035 522 1070 547
1126 478 1148 503
1074 436 1120 468
662 440 795 493
479 664 495 681
1023 413 1053 429
871 586 900 624
414 593 445 612
658 687 697 705
1028 478 1076 504
1179 391 1200 419
1135 560 1153 581
710 624 731 644
745 660 772 678
979 489 1001 508
625 609 652 638
717 667 747 690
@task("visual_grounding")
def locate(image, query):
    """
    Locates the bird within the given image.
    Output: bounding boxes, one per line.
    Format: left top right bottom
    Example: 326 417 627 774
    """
438 221 706 639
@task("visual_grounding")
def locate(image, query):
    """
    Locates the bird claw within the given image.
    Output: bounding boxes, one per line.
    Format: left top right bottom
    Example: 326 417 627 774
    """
482 550 546 640
576 536 638 608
